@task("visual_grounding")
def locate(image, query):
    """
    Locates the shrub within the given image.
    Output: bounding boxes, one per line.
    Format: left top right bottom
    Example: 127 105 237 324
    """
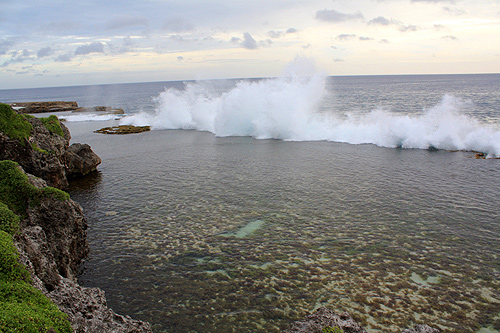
0 104 32 144
40 115 64 137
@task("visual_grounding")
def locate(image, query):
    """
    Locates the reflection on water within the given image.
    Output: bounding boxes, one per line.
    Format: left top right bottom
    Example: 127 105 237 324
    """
69 128 500 333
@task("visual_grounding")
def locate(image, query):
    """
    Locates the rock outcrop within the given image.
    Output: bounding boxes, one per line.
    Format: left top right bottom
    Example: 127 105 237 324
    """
9 101 124 114
11 164 152 332
284 307 440 333
0 105 101 189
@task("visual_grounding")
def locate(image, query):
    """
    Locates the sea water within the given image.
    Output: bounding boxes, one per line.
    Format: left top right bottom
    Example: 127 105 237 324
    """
1 72 499 332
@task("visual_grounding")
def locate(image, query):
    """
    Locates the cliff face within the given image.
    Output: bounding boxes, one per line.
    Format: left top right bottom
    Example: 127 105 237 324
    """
0 103 152 332
14 168 152 332
0 104 101 189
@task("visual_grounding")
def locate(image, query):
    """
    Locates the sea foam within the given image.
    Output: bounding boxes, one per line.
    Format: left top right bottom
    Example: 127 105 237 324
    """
60 114 124 122
121 66 500 157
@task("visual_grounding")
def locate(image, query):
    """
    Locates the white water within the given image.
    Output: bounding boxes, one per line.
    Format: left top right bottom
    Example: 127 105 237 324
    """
121 69 500 157
60 114 124 122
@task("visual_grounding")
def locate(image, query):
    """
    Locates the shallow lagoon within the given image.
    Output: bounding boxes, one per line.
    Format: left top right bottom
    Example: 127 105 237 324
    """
68 121 500 332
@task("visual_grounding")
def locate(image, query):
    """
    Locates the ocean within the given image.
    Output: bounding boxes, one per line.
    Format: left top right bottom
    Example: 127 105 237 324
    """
1 73 499 332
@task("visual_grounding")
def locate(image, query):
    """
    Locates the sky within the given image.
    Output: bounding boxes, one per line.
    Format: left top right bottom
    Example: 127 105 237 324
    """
1 0 500 89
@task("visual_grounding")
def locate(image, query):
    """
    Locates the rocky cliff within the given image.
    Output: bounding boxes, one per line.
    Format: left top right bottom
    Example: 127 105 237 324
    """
0 104 101 189
0 103 151 332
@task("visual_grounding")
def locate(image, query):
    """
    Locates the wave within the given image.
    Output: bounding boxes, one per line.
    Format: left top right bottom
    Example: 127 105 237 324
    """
121 72 500 158
60 114 124 122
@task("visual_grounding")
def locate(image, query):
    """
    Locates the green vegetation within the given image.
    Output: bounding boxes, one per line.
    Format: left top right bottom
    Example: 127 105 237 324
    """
0 203 19 235
41 187 70 202
31 143 50 155
0 160 73 332
40 115 64 137
0 160 69 216
322 326 343 333
0 104 32 144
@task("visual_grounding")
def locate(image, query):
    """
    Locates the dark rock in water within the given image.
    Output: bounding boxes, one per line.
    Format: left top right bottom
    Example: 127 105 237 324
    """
10 101 80 113
284 307 367 333
284 307 440 333
95 125 151 134
64 143 102 178
12 165 152 332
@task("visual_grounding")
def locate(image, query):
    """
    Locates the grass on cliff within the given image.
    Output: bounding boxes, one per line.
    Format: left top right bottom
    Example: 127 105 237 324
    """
0 104 32 144
40 115 64 137
0 160 69 216
0 160 72 332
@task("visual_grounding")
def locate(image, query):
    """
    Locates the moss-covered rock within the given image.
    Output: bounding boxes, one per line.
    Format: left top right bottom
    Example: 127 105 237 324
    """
0 203 19 235
40 115 64 137
0 104 32 144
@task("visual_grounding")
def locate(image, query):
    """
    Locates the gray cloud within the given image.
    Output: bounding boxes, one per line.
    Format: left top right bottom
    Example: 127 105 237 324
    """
434 24 446 30
55 53 74 62
380 39 390 44
231 37 241 44
0 39 15 55
242 32 258 50
106 15 149 30
443 7 466 16
162 18 194 33
316 9 364 23
177 56 184 61
74 42 105 55
37 46 54 58
368 16 395 26
442 35 458 40
334 58 344 62
286 28 298 34
268 31 283 39
399 25 418 32
1 49 33 67
336 34 357 41
359 36 374 41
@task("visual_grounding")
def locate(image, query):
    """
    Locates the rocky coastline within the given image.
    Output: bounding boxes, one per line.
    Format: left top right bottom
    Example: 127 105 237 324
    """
0 103 152 332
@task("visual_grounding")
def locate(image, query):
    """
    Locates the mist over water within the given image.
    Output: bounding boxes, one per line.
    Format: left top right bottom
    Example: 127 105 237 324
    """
121 69 500 157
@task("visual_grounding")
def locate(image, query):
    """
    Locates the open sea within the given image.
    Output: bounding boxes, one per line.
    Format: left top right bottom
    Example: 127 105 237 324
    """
1 73 499 332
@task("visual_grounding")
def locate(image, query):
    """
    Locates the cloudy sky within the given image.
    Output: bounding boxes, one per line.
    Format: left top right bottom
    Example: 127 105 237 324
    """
1 0 500 89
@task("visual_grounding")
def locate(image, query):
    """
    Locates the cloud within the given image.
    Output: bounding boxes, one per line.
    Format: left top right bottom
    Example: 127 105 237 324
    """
1 49 33 67
286 28 298 34
0 39 15 55
162 17 194 33
359 36 374 41
443 7 466 16
334 58 344 62
442 35 458 40
315 9 364 23
336 34 357 41
74 42 105 56
380 39 390 44
37 46 54 58
55 53 74 62
242 32 257 49
177 56 184 61
268 30 283 39
434 24 446 30
106 15 149 30
399 25 418 32
411 0 455 3
231 37 241 44
368 16 395 26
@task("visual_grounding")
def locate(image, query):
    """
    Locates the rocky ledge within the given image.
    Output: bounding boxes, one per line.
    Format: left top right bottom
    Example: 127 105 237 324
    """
285 307 440 333
94 125 151 134
9 101 124 114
